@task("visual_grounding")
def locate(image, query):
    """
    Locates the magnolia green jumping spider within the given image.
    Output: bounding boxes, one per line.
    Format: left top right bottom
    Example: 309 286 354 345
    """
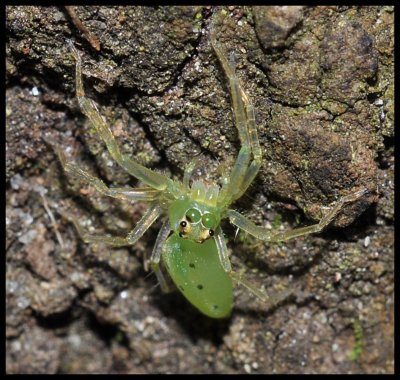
56 34 368 318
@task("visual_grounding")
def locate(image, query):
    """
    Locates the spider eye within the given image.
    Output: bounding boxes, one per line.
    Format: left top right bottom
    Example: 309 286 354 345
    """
202 213 216 229
209 229 214 237
180 221 187 228
186 208 201 223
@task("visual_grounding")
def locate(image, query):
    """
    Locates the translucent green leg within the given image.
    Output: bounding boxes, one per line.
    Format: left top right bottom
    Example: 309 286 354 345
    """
67 204 162 247
56 146 161 202
68 41 170 191
214 229 275 303
211 36 250 151
227 189 368 242
149 220 174 293
183 155 203 189
230 91 262 202
210 36 262 208
211 37 250 203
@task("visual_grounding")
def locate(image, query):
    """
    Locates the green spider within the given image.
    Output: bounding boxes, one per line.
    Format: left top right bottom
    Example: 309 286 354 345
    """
57 35 367 319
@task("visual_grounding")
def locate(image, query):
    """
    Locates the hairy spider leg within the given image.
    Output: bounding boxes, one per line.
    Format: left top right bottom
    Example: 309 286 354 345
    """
212 189 367 303
67 204 162 247
227 189 368 242
182 154 204 189
149 220 175 293
214 229 263 300
210 35 262 209
208 34 277 304
232 88 262 202
69 41 170 191
56 147 161 202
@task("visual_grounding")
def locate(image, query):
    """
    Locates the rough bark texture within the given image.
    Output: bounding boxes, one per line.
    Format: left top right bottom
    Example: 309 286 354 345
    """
6 6 393 374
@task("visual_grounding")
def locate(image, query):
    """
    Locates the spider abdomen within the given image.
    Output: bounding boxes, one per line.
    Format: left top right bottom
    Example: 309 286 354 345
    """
162 233 233 318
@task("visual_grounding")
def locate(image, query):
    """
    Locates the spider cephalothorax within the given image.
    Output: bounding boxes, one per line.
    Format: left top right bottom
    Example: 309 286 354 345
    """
169 199 220 243
168 180 221 243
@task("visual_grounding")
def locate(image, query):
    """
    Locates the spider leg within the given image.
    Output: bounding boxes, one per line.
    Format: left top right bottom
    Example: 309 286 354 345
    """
210 36 261 208
56 146 161 202
183 155 203 189
230 90 262 202
227 189 368 243
68 41 170 191
65 203 162 247
148 221 175 293
214 229 281 304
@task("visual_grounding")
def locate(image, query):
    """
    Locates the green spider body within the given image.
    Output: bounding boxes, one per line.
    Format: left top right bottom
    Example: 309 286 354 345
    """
60 34 367 319
163 181 232 318
163 233 233 318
